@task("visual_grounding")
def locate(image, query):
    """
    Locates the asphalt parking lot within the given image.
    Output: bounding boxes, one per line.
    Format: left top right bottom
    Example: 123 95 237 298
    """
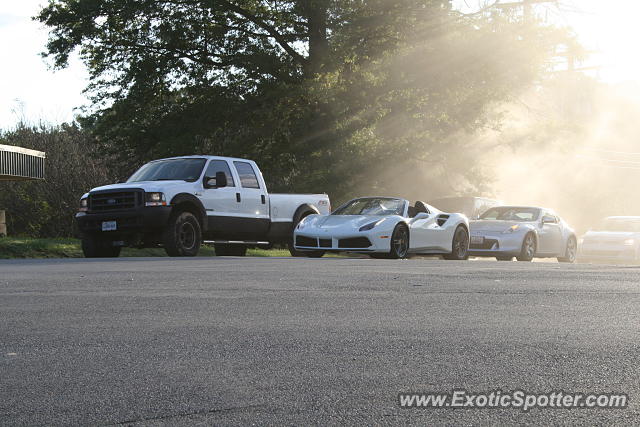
1 257 639 425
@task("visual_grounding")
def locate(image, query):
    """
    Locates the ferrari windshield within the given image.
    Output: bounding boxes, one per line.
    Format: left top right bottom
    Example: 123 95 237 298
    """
479 207 540 222
127 158 207 183
333 198 405 216
594 218 640 232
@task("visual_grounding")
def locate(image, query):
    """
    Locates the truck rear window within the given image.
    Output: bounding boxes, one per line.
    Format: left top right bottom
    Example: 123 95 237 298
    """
233 161 260 189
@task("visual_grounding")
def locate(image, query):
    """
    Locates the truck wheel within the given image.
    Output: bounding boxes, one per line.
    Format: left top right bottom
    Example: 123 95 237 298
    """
81 235 121 258
289 212 315 257
163 211 201 257
214 244 247 257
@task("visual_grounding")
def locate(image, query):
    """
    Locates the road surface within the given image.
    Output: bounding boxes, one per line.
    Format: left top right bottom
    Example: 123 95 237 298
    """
1 257 639 425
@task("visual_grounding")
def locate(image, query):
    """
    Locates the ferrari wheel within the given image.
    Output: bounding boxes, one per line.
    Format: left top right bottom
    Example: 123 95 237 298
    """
516 233 536 262
389 224 409 259
443 226 469 260
558 236 577 263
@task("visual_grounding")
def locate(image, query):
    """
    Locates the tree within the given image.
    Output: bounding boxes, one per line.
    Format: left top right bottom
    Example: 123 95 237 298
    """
0 124 116 237
37 0 571 201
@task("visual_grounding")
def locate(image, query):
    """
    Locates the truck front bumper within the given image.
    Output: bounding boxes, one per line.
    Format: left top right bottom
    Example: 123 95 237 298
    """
75 206 172 235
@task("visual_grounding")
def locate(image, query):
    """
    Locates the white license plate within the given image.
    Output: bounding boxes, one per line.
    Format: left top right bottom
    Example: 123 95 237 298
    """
102 221 117 232
470 236 484 245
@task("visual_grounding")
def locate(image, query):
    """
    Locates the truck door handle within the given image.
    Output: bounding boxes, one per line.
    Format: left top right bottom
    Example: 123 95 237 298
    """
236 193 241 203
261 195 266 204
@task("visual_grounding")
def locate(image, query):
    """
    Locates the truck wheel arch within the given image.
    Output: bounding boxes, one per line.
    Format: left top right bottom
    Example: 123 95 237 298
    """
292 204 320 229
169 193 208 231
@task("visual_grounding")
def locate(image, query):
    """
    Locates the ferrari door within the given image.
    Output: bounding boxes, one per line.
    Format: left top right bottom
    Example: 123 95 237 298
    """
409 214 451 251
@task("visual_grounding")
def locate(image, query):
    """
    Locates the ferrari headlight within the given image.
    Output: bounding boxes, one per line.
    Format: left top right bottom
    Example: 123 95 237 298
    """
359 220 381 232
502 225 520 234
79 197 88 212
145 192 166 207
624 238 635 246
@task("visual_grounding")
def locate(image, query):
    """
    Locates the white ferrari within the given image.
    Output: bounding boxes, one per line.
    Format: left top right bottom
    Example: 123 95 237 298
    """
293 197 470 259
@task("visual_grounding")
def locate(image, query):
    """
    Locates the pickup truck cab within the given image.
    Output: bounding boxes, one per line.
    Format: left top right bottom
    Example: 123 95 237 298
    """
75 156 330 257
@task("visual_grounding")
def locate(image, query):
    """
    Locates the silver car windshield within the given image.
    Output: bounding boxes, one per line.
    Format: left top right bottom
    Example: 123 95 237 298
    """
128 158 207 183
480 207 540 222
594 219 640 232
333 198 405 216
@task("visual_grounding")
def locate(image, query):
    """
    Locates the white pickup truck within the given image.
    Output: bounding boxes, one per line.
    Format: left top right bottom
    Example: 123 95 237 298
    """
75 156 331 257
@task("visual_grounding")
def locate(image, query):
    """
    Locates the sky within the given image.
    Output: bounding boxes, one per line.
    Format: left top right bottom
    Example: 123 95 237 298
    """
1 0 640 129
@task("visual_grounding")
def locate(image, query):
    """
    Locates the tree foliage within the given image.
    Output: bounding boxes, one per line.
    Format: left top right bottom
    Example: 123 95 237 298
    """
0 125 116 237
37 0 572 201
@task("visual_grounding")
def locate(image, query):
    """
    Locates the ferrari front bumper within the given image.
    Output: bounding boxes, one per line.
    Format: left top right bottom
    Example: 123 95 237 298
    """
294 231 391 252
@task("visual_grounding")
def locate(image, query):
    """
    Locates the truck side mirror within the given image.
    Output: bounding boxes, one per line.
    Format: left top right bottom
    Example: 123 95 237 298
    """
215 171 228 188
204 171 228 189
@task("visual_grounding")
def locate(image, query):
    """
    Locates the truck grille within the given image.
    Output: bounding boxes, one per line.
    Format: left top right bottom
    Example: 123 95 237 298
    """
89 190 141 212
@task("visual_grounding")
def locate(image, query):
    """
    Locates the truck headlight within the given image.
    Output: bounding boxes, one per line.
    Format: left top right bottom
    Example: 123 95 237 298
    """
79 198 88 212
145 192 167 207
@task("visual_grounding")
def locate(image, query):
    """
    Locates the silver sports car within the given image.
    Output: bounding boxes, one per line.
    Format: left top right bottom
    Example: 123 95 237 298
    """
469 206 577 262
293 197 470 259
578 216 640 264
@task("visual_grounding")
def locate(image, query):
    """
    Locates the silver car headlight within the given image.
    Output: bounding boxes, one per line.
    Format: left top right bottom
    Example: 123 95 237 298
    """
502 225 520 234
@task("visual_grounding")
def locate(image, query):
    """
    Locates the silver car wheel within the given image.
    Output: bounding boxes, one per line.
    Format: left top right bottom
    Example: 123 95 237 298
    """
559 236 577 263
517 234 536 262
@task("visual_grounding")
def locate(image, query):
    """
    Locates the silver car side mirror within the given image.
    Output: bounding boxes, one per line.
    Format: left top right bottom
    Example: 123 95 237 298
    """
541 215 555 224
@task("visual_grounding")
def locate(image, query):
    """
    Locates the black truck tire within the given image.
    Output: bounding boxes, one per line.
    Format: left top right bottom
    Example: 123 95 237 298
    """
81 235 121 258
163 211 202 257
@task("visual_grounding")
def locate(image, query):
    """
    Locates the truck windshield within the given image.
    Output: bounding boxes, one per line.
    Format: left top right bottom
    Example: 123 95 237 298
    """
127 158 207 183
333 198 405 216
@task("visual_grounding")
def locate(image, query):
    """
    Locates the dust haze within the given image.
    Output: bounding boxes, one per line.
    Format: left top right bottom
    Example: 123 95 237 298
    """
363 73 640 235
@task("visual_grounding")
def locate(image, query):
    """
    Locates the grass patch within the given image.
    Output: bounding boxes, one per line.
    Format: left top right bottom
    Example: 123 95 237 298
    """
0 237 311 259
